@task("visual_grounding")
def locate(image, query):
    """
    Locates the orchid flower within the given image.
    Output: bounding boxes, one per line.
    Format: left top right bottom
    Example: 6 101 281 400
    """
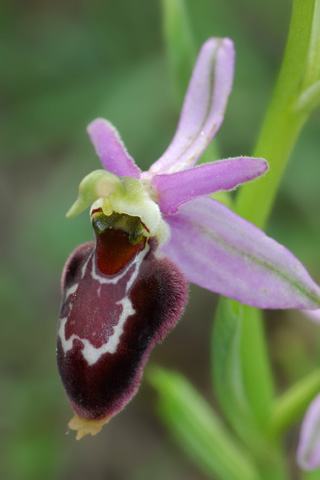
57 38 320 440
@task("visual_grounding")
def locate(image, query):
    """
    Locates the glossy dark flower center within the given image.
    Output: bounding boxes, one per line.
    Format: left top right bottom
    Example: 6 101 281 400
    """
92 211 146 275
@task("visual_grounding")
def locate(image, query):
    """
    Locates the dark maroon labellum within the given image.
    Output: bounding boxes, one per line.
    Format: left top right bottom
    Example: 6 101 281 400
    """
57 213 188 432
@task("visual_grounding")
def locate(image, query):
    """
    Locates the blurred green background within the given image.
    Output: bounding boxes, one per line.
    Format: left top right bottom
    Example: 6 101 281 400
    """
1 1 320 479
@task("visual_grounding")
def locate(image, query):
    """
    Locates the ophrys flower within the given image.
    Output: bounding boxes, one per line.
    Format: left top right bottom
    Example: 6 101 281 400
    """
57 38 320 439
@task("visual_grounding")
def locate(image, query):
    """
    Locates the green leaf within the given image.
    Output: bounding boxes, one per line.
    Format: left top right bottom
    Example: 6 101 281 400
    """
213 298 275 433
270 368 320 438
302 469 320 480
212 299 289 480
212 299 265 449
148 367 261 480
240 305 275 429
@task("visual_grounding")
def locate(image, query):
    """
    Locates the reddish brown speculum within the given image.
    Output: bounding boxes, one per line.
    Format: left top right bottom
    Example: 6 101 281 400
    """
96 228 146 275
57 212 188 431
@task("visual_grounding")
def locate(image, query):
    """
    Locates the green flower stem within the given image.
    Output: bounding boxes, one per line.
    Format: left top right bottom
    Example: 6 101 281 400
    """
236 110 307 229
233 1 317 476
295 80 320 113
270 368 320 438
234 0 316 420
302 0 320 91
236 0 315 229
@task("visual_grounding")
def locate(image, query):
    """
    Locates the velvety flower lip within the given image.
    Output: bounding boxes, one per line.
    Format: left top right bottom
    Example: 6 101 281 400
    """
297 393 320 470
84 37 320 311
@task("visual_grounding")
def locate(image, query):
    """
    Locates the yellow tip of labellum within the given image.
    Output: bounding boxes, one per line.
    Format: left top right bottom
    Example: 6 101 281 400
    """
68 414 111 440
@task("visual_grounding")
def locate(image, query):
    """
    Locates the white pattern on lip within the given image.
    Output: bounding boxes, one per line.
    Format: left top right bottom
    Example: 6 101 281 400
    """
58 244 149 366
64 283 78 301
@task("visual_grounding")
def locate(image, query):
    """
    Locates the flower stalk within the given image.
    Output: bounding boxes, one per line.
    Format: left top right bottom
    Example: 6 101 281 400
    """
236 0 318 229
234 0 320 437
233 0 320 475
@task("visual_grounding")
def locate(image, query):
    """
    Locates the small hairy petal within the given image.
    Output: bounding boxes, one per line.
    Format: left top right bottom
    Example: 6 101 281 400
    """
149 37 235 175
151 157 268 214
297 394 320 470
162 197 320 309
87 118 141 179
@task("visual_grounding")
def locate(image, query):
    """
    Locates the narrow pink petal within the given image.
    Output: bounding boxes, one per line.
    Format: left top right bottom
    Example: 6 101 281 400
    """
152 157 268 214
162 197 320 309
87 118 141 178
149 38 235 175
297 394 320 470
